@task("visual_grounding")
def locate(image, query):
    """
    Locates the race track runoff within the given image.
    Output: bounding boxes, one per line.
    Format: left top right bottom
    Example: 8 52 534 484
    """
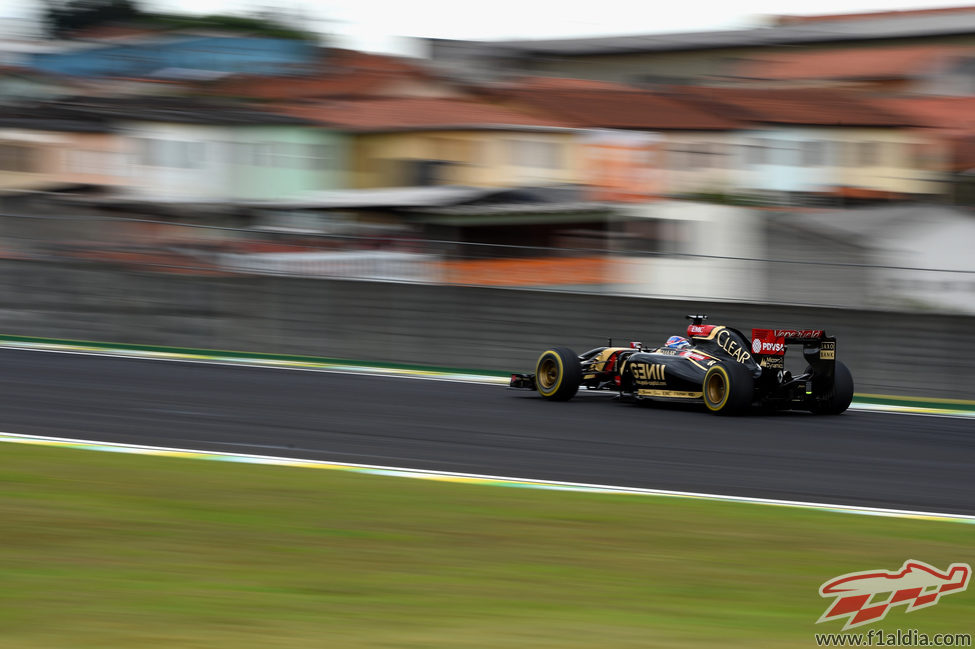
1 349 972 515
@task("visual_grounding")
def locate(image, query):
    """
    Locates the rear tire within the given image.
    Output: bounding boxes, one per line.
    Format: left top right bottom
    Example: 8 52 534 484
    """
535 347 582 401
702 363 754 415
809 361 854 415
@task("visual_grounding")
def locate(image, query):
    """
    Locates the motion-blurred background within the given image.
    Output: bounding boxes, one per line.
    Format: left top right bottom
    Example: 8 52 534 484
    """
1 1 975 396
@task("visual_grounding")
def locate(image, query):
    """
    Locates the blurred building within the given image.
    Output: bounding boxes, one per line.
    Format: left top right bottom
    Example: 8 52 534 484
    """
206 47 466 101
102 98 344 202
474 77 739 199
270 97 580 189
878 95 975 202
1 9 975 305
0 97 346 211
672 87 943 203
426 6 975 85
733 44 975 94
0 103 121 195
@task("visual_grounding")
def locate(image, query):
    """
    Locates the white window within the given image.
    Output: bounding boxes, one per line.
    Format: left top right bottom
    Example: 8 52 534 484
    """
312 144 336 170
800 140 825 167
509 140 562 169
745 142 766 165
859 141 879 166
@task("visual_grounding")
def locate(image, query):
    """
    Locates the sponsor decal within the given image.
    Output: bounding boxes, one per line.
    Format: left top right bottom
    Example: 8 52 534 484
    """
751 329 787 356
715 329 752 364
755 340 785 354
817 560 971 631
773 329 823 339
820 341 836 360
631 363 666 382
760 356 784 369
679 351 708 362
687 324 716 338
636 389 703 398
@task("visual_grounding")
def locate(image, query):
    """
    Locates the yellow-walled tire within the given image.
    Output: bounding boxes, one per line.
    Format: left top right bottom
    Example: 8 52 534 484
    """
702 363 754 415
535 347 582 401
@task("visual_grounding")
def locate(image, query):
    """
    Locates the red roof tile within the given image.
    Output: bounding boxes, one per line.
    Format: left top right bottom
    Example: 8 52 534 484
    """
881 96 975 134
740 45 975 81
213 71 401 100
481 81 739 130
207 49 448 100
671 87 912 127
324 48 433 75
504 76 647 92
270 97 573 131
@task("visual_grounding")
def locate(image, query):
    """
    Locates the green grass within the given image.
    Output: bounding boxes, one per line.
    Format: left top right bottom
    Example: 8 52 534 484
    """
1 443 972 648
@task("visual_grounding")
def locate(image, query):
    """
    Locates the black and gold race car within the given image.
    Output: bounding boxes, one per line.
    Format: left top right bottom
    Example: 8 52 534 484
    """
509 315 853 415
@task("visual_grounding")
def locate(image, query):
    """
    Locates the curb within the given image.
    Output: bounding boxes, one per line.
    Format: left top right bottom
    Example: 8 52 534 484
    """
0 334 510 384
2 431 972 525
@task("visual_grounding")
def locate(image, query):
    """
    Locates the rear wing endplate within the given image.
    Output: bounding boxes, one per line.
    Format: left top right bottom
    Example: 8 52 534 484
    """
751 328 836 371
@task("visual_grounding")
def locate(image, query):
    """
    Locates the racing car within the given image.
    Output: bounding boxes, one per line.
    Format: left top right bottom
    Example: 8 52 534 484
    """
509 315 854 415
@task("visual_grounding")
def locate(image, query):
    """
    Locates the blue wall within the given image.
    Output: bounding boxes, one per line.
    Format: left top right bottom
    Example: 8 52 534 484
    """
31 35 318 78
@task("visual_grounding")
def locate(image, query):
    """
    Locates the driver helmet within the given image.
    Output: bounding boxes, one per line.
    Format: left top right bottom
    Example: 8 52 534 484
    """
665 335 690 349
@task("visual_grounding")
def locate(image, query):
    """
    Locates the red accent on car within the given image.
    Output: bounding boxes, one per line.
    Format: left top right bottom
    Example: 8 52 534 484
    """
604 352 619 373
687 324 716 338
751 329 787 356
614 374 621 386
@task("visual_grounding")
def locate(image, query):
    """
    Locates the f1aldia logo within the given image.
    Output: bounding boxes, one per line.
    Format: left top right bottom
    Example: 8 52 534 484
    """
817 560 970 630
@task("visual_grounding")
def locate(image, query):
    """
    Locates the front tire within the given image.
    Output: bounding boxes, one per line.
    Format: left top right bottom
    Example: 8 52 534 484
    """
809 361 854 415
702 363 754 415
535 347 582 401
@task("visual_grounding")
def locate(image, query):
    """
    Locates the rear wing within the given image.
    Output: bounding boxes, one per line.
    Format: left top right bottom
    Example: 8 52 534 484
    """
751 328 836 371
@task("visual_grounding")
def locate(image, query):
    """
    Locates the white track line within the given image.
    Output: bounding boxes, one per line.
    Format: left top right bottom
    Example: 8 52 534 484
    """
0 342 509 384
1 431 972 525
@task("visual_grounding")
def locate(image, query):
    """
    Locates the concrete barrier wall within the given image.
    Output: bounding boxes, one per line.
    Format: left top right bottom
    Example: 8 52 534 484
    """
0 259 972 399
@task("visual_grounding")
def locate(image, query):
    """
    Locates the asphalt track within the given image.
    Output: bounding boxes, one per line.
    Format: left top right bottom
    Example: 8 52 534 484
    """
1 348 973 515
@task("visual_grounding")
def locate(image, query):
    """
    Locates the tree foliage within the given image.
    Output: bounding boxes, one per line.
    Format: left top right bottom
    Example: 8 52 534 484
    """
147 14 316 41
43 0 316 41
44 0 142 39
